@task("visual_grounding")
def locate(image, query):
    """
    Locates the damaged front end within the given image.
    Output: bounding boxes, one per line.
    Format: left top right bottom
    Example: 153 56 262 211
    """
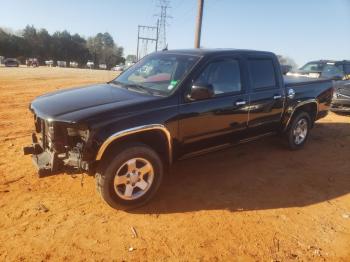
23 113 91 178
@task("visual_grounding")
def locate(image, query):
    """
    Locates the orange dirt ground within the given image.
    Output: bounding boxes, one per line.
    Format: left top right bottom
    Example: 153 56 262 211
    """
0 66 349 261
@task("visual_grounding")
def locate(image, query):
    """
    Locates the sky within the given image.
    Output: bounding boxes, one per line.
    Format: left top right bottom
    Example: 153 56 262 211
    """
1 0 349 66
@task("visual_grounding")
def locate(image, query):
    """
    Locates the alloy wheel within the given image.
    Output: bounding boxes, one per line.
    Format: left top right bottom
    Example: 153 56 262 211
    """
113 158 154 200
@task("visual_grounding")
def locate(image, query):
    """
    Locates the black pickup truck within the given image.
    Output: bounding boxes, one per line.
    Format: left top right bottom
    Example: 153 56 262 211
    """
24 49 333 209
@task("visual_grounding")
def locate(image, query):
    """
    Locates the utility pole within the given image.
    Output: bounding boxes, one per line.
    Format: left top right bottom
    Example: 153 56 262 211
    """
194 0 204 48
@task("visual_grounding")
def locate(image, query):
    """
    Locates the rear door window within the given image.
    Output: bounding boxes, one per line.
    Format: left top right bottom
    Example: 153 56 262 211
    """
248 59 277 90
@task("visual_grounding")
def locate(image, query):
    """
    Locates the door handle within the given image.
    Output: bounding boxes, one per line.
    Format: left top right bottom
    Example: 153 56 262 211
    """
235 100 247 106
273 95 282 99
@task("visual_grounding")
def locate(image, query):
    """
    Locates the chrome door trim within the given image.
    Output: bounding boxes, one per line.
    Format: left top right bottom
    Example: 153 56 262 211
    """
95 124 172 163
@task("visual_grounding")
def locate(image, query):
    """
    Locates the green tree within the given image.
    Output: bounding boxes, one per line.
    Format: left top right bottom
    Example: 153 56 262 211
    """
126 55 137 63
0 25 123 68
87 32 124 69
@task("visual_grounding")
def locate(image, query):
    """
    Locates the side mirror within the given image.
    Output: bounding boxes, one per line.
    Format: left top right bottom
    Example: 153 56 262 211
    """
187 84 214 101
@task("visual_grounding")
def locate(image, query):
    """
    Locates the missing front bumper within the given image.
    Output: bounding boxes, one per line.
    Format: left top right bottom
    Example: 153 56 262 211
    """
23 134 61 177
30 151 59 178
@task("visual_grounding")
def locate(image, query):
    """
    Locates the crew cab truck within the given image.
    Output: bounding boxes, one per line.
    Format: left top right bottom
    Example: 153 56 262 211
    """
23 49 333 209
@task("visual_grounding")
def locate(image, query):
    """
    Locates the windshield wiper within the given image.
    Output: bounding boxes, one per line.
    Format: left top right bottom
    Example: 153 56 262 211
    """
110 81 160 96
124 83 156 95
110 80 126 86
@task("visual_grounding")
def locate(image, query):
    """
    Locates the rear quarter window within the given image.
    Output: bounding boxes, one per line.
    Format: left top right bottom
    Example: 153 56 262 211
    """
248 59 277 90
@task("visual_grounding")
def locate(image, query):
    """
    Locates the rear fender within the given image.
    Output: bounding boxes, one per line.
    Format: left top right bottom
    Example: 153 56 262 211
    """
282 99 319 131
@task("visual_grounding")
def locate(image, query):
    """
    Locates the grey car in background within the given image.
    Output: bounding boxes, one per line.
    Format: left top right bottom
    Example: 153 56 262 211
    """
288 60 350 113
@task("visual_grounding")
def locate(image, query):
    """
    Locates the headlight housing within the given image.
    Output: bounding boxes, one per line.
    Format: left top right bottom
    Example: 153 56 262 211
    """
67 127 89 142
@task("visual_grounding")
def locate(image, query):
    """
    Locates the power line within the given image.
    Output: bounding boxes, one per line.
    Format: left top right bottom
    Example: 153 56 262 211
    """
136 23 159 60
154 0 172 50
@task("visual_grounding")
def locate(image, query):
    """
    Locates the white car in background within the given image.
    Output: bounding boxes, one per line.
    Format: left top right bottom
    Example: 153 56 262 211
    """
86 60 94 69
99 64 107 70
111 64 125 71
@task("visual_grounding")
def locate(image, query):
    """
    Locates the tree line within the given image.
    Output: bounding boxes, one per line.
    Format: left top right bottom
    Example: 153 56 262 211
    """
0 25 125 69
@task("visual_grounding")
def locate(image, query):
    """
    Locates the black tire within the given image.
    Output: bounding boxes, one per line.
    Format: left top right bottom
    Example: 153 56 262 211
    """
286 111 311 150
95 143 163 210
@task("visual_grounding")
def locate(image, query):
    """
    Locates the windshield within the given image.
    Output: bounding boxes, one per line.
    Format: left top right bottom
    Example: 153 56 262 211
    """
112 53 200 96
300 62 325 72
298 62 345 79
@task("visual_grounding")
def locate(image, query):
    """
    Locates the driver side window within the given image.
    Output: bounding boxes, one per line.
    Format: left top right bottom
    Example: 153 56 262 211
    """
195 59 242 95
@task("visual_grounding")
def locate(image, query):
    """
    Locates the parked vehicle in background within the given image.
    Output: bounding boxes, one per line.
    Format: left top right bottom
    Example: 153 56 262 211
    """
45 60 54 67
4 58 19 67
288 60 350 113
126 61 136 68
24 49 333 209
111 64 125 71
70 61 79 68
57 61 67 67
86 60 94 69
0 56 4 65
26 58 39 67
99 64 107 70
287 60 349 79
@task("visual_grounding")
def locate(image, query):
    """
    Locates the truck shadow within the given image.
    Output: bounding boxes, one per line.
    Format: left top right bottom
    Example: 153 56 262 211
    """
131 122 350 214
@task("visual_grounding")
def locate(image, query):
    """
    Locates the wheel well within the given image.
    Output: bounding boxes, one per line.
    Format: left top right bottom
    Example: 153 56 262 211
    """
99 130 170 167
293 102 318 126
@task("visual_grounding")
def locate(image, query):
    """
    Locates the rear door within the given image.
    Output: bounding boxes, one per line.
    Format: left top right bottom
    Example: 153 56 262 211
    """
246 56 285 130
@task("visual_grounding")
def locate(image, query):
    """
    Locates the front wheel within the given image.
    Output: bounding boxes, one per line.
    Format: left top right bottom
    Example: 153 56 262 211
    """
286 112 311 150
96 144 163 210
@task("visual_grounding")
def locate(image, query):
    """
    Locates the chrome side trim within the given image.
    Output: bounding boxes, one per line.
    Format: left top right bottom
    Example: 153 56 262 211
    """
283 99 319 131
95 124 172 163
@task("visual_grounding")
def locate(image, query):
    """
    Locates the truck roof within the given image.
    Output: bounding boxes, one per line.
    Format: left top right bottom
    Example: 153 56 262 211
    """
161 48 275 57
307 60 350 65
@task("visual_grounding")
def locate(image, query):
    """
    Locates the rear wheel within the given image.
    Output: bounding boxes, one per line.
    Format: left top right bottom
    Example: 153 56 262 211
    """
286 112 311 150
96 144 163 210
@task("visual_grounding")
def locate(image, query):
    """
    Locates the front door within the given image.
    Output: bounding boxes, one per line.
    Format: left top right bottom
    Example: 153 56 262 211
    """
178 56 249 153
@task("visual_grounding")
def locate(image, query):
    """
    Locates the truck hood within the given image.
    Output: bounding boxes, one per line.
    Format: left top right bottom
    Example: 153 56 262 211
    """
30 83 160 123
287 69 322 78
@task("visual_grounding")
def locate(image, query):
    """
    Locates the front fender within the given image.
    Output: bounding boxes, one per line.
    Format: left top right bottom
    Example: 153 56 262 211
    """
94 124 173 163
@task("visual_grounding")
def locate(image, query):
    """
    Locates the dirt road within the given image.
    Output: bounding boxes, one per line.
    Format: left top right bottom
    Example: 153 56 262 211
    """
0 67 349 261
